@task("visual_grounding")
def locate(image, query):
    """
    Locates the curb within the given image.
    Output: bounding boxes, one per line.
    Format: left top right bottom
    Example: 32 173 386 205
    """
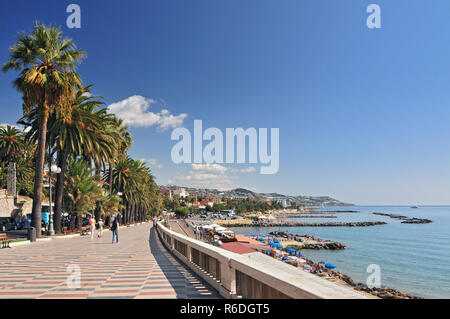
9 221 150 247
9 240 31 247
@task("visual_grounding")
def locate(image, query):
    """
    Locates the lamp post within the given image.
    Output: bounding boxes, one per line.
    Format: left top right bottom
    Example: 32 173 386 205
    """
48 164 61 236
117 192 123 223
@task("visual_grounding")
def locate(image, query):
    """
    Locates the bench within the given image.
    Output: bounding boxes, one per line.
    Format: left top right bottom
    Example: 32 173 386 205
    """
0 233 11 249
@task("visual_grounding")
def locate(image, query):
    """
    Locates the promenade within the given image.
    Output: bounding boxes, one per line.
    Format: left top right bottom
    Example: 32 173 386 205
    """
0 223 220 299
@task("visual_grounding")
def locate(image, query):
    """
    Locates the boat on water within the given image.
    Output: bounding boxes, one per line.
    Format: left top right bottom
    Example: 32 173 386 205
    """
410 206 419 208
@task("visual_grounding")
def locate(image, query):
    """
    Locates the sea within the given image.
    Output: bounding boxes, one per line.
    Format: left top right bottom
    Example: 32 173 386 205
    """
229 206 450 299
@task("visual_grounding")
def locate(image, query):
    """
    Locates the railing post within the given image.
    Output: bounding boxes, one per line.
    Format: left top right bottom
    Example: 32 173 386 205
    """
187 245 192 261
220 259 236 296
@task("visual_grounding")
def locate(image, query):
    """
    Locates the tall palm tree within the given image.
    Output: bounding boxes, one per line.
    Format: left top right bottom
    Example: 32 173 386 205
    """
3 22 85 236
51 88 107 232
19 86 105 232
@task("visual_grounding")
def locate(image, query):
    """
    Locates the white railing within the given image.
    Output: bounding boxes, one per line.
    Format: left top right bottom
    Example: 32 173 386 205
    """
155 222 370 299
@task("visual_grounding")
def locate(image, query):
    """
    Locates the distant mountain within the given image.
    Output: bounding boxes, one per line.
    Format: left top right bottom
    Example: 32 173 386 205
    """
160 185 353 207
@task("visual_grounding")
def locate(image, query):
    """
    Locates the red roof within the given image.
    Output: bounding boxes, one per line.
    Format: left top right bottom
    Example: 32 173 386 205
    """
221 242 256 254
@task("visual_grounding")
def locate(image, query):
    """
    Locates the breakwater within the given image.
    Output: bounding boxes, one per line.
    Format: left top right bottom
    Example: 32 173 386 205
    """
219 221 387 227
318 210 360 213
373 212 432 224
269 231 346 249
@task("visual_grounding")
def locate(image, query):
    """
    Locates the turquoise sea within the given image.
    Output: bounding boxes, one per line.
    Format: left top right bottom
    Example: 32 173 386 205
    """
230 206 450 299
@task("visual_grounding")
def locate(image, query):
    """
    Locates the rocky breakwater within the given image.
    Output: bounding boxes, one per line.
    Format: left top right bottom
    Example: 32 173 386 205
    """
354 285 423 299
269 231 347 249
300 257 423 299
373 212 432 224
220 220 387 227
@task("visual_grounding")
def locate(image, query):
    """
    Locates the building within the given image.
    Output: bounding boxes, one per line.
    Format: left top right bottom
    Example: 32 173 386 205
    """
220 210 235 217
173 187 189 198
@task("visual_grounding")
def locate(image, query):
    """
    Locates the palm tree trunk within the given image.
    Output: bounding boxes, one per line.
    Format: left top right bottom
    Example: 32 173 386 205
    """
54 148 67 234
108 163 113 193
31 107 48 237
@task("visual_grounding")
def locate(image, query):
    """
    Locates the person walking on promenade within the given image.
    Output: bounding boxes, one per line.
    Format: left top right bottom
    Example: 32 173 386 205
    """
89 216 96 239
97 218 104 238
111 217 119 244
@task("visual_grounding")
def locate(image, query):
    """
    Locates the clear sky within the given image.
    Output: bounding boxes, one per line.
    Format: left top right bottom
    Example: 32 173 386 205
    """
2 0 450 205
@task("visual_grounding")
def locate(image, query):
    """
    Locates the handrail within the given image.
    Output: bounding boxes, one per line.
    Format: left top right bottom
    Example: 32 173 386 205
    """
156 222 371 299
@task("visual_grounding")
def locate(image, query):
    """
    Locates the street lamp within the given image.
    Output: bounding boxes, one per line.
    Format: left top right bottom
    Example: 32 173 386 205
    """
48 164 61 236
117 192 123 223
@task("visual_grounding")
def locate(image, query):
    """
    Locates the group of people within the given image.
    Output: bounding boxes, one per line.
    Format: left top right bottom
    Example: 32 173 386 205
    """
88 216 120 243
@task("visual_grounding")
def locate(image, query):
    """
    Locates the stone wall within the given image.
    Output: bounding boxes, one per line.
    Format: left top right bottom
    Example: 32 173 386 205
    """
0 189 33 218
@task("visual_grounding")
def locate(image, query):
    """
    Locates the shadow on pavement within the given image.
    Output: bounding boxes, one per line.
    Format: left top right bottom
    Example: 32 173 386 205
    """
148 225 221 299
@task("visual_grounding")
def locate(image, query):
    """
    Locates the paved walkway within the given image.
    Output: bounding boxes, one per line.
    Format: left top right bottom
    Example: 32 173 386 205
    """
0 222 220 299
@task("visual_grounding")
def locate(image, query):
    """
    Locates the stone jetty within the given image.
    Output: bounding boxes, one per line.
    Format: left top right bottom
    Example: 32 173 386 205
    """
319 210 360 213
373 212 432 224
269 231 347 249
221 220 387 227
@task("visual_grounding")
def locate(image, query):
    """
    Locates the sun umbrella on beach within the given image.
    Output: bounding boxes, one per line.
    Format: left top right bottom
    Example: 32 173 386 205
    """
319 261 327 264
325 263 336 269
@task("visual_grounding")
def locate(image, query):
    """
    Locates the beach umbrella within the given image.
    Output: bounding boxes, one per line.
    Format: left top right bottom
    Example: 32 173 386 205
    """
325 263 336 269
319 261 327 264
303 266 312 270
274 240 280 243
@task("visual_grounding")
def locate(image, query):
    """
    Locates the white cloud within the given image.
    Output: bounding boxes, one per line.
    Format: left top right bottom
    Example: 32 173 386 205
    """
168 164 256 190
107 95 187 131
191 164 228 173
231 166 257 173
140 158 163 169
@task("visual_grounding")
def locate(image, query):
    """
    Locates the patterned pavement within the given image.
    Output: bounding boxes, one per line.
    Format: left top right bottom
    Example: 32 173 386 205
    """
0 222 220 299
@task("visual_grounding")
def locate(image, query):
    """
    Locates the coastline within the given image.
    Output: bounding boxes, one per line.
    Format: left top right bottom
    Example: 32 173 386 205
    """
247 231 423 299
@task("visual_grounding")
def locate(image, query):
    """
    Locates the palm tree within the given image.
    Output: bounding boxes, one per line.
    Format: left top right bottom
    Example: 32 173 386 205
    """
64 157 102 230
0 125 24 166
51 88 107 232
19 86 107 233
3 22 85 236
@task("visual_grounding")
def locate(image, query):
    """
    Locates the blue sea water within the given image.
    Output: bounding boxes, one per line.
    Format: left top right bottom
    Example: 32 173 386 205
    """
229 206 450 299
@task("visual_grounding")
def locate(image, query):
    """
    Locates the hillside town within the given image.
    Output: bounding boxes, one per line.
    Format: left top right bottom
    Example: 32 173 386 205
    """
159 185 353 210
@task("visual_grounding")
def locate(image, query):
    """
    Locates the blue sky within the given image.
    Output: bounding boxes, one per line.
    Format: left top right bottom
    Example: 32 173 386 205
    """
2 0 450 205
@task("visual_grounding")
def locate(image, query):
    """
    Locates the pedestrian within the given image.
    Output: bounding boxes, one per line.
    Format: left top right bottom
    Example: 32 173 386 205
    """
89 216 96 239
111 217 119 244
97 218 104 238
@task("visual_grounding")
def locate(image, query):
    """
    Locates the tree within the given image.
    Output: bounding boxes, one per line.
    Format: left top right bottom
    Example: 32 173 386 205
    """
175 207 189 219
3 22 85 236
64 157 102 230
0 125 24 165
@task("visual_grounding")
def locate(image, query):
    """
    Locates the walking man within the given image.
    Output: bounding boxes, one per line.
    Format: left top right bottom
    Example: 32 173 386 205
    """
111 217 119 244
